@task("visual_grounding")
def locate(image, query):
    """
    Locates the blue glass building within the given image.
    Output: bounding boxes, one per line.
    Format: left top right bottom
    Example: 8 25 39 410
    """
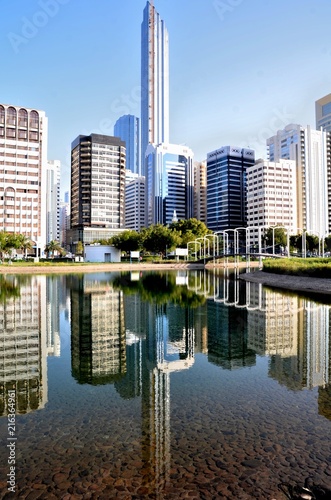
114 115 140 175
206 146 255 231
146 143 194 226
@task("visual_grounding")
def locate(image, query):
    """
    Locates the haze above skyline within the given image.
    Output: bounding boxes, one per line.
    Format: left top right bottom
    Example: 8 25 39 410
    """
2 0 331 195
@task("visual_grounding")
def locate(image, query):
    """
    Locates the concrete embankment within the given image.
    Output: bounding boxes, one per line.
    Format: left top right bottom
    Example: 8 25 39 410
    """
240 270 331 296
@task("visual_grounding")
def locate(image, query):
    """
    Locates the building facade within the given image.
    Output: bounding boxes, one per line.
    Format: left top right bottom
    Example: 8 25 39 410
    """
246 159 297 245
316 93 331 132
70 134 126 244
125 170 146 231
141 1 169 174
0 103 48 256
193 160 207 224
46 159 60 244
267 124 330 236
114 114 140 175
206 146 255 231
146 143 194 226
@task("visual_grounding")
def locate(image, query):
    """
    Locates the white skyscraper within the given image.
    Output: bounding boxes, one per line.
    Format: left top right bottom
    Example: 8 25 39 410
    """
46 160 60 243
246 159 297 244
141 1 169 174
267 124 330 236
0 103 48 256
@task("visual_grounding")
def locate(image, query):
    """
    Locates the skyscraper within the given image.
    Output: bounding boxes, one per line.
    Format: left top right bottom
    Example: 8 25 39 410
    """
267 124 330 236
141 1 169 173
206 146 255 232
146 143 194 226
114 114 141 175
46 159 60 244
70 134 126 244
246 159 297 245
0 103 48 257
316 93 331 132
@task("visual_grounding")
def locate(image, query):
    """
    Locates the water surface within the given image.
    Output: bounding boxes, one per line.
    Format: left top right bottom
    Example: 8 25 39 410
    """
0 270 330 499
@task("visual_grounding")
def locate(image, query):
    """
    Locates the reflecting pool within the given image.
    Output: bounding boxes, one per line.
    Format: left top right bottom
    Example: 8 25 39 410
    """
0 270 330 499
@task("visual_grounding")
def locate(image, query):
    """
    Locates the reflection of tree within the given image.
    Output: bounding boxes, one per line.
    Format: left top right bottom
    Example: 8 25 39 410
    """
112 272 206 308
0 275 20 302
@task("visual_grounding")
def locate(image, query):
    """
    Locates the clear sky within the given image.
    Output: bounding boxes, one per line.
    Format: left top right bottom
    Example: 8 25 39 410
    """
2 0 331 196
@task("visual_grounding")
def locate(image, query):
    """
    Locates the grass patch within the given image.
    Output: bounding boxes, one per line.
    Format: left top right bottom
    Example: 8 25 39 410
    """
262 258 331 278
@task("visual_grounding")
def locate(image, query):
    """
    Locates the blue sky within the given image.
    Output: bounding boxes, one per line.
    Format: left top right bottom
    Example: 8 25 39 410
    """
2 0 331 195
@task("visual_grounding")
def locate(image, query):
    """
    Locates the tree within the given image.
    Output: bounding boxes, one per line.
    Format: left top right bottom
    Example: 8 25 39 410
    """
15 234 33 258
169 217 211 239
76 241 84 256
45 240 63 259
0 232 19 260
141 224 181 255
110 230 142 253
263 227 287 251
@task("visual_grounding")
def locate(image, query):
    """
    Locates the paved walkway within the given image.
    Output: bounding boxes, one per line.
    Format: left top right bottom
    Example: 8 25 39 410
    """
240 270 331 296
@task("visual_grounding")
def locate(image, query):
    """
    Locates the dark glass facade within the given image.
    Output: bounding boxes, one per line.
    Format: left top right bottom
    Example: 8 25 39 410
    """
206 146 255 231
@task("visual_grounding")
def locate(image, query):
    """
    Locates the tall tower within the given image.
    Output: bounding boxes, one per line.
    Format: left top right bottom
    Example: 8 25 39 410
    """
267 124 330 236
141 1 169 174
0 103 48 257
114 114 140 175
206 146 255 231
70 134 126 244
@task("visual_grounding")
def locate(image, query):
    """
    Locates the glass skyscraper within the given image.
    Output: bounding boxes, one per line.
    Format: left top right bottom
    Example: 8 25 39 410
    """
114 114 140 176
146 143 194 226
206 146 255 232
141 1 169 174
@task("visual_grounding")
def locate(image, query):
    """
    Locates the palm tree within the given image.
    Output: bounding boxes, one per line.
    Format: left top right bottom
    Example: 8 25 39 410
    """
45 240 63 259
15 234 33 258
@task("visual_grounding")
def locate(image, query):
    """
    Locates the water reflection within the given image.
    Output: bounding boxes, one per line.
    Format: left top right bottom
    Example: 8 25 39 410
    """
0 270 330 497
0 275 48 415
68 274 126 385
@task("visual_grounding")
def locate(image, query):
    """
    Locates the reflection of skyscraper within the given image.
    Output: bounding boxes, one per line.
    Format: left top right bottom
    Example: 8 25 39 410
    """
0 276 47 415
141 1 169 173
207 280 255 370
245 284 330 391
247 284 299 357
46 276 60 357
70 275 126 385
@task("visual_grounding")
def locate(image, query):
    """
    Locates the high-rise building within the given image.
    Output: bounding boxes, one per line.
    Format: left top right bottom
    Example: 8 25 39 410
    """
125 170 146 231
141 1 169 173
114 114 141 175
145 143 194 226
206 146 255 232
59 191 70 248
316 93 331 132
0 103 48 256
246 159 297 244
267 124 330 236
46 159 60 244
70 134 126 244
193 160 207 224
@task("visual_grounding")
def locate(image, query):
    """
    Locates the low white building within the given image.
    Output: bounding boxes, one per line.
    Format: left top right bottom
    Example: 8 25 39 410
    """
84 245 121 263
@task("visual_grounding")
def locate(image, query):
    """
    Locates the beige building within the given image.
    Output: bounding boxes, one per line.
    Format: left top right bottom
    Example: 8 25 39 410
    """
246 159 297 244
0 104 48 256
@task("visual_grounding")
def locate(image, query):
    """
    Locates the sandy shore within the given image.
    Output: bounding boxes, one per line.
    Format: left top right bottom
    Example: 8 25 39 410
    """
240 270 331 296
